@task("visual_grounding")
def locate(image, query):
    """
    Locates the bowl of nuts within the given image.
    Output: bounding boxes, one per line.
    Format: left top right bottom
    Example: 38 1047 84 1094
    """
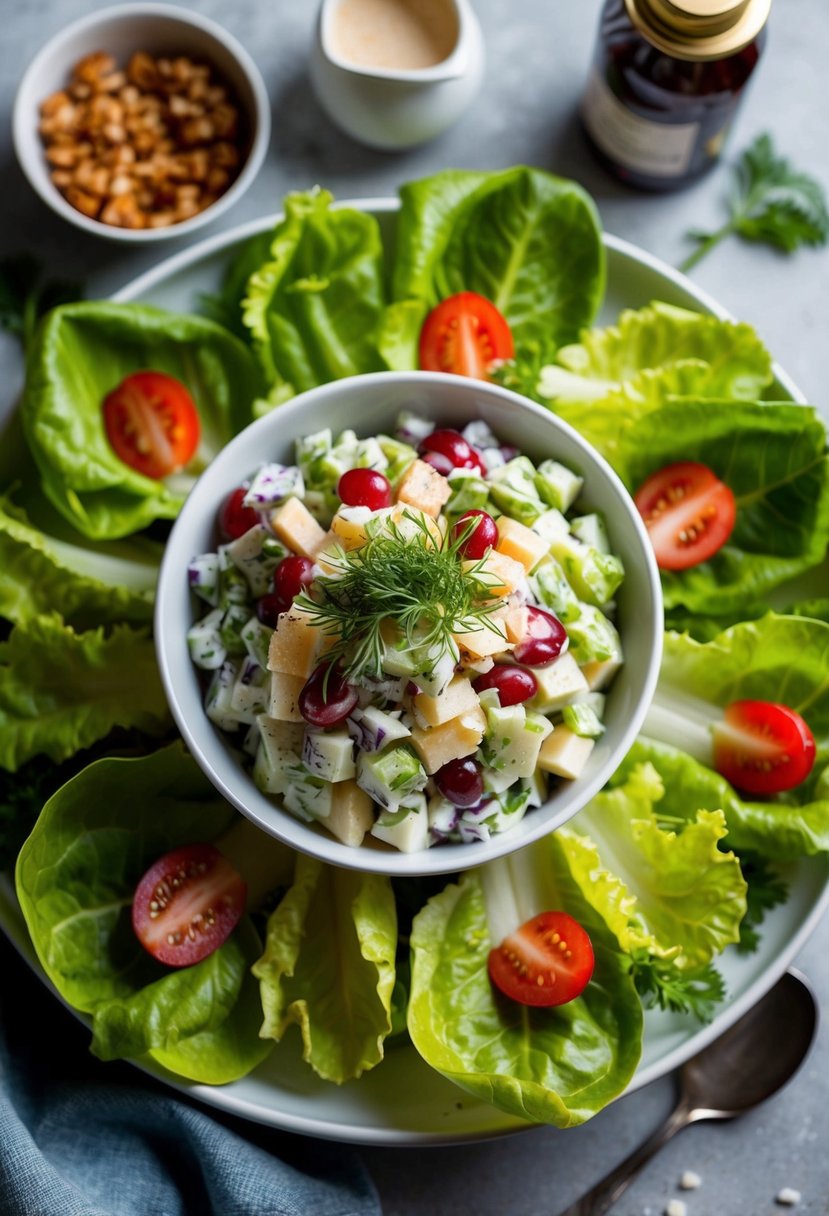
13 3 270 240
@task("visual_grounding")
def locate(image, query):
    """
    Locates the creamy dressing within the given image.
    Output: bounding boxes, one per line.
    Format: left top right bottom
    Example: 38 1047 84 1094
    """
330 0 458 71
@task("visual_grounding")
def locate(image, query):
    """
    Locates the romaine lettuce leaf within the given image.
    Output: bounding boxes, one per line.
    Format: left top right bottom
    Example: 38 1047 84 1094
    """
610 399 829 616
241 189 390 400
569 764 747 968
0 496 157 629
14 743 271 1083
549 302 773 398
253 853 397 1083
407 835 642 1127
638 615 829 856
22 301 264 539
0 613 170 770
393 166 605 353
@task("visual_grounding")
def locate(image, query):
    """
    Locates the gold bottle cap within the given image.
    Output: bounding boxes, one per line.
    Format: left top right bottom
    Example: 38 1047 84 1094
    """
623 0 771 60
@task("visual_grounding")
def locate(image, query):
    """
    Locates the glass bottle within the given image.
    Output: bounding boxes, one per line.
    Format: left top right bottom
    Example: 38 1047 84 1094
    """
582 0 770 190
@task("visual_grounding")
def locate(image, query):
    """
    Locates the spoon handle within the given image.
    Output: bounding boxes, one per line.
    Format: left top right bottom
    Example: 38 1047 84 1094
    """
557 1102 691 1216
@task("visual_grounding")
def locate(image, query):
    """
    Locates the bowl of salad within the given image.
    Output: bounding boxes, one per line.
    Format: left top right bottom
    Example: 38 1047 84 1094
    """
156 368 663 875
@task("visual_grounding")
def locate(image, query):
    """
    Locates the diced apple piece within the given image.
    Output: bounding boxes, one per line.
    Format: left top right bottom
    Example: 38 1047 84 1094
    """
410 704 487 774
537 726 595 779
395 458 451 518
325 781 375 847
271 497 328 557
302 728 357 782
330 506 374 550
496 517 550 573
503 597 529 643
387 502 444 546
267 607 320 678
529 652 589 713
414 675 480 728
464 550 525 597
371 795 430 853
581 655 624 691
268 671 306 721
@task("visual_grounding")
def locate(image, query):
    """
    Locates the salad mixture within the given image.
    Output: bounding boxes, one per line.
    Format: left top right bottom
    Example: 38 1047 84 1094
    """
2 165 828 1129
186 413 624 851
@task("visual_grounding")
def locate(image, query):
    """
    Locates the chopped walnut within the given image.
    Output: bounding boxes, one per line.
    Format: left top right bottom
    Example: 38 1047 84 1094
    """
39 48 246 229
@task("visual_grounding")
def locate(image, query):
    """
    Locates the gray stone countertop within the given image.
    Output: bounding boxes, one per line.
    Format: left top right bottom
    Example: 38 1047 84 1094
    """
1 1 828 1213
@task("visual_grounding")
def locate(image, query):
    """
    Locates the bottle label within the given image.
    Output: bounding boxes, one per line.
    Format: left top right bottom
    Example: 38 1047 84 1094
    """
582 68 699 178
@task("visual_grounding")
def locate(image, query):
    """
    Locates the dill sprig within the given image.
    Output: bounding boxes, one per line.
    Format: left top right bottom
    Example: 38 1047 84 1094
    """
296 511 503 686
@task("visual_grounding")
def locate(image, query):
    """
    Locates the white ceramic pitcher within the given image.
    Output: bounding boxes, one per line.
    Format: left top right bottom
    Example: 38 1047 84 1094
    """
309 0 485 150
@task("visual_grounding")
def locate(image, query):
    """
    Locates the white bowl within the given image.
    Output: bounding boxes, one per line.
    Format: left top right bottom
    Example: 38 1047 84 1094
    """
13 3 270 243
155 371 663 876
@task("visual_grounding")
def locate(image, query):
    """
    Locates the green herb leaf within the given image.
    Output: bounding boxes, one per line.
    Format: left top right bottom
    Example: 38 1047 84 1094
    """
0 255 82 352
681 133 829 272
630 950 726 1023
297 510 502 687
737 852 790 955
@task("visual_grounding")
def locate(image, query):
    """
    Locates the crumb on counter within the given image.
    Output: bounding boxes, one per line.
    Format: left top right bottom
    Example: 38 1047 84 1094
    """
679 1171 702 1190
665 1201 687 1216
38 51 245 229
776 1188 802 1207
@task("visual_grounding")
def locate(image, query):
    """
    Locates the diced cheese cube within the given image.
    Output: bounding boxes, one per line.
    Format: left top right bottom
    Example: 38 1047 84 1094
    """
581 655 624 691
267 607 320 678
465 550 525 597
268 671 306 721
529 651 589 713
414 676 479 728
410 704 487 774
325 781 375 847
537 726 595 779
496 517 550 573
454 607 511 660
271 497 328 557
395 458 451 518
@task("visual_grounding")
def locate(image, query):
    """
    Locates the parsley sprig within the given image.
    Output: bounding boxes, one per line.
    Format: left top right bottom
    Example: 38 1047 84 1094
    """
680 132 829 272
296 511 503 688
630 951 726 1024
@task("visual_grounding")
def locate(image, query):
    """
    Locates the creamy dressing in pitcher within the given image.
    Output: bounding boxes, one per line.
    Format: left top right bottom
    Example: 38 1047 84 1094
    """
330 0 458 71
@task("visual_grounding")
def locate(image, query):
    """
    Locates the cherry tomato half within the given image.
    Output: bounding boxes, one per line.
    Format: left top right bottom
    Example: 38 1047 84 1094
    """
419 292 514 381
132 842 246 968
634 461 736 572
713 700 816 796
103 371 200 480
488 911 594 1008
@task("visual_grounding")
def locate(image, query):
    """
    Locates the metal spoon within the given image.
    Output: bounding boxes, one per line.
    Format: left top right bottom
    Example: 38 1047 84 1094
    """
560 969 819 1216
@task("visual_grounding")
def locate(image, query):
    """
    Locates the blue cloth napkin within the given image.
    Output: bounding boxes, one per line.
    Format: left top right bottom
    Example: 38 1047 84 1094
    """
0 935 381 1216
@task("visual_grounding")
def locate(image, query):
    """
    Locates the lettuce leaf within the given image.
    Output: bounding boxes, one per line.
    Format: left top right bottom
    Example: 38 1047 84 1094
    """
241 189 390 401
639 615 829 856
568 764 747 968
393 166 605 353
609 399 829 617
253 854 397 1083
0 496 157 629
0 614 170 770
14 743 271 1083
407 835 642 1127
22 301 264 539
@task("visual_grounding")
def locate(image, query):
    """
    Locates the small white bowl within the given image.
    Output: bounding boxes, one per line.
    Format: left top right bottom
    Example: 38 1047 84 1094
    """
155 371 663 877
13 3 270 243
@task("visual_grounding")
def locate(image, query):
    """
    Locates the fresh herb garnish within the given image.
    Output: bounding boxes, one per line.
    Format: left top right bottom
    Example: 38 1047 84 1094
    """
630 950 726 1023
0 255 82 352
737 853 790 955
681 133 829 272
296 510 503 688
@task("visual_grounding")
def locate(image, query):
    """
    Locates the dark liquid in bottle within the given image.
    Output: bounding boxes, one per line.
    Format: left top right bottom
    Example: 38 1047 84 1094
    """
582 0 766 191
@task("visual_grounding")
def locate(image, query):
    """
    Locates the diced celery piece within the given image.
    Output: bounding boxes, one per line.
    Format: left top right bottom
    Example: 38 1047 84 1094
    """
377 434 417 486
480 703 553 791
295 429 332 484
566 604 622 665
487 456 545 525
551 534 624 606
240 616 273 670
530 556 583 623
562 700 606 738
353 436 389 472
219 603 250 656
445 470 490 518
535 459 584 512
570 513 610 554
357 745 427 811
531 508 570 546
282 766 334 821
